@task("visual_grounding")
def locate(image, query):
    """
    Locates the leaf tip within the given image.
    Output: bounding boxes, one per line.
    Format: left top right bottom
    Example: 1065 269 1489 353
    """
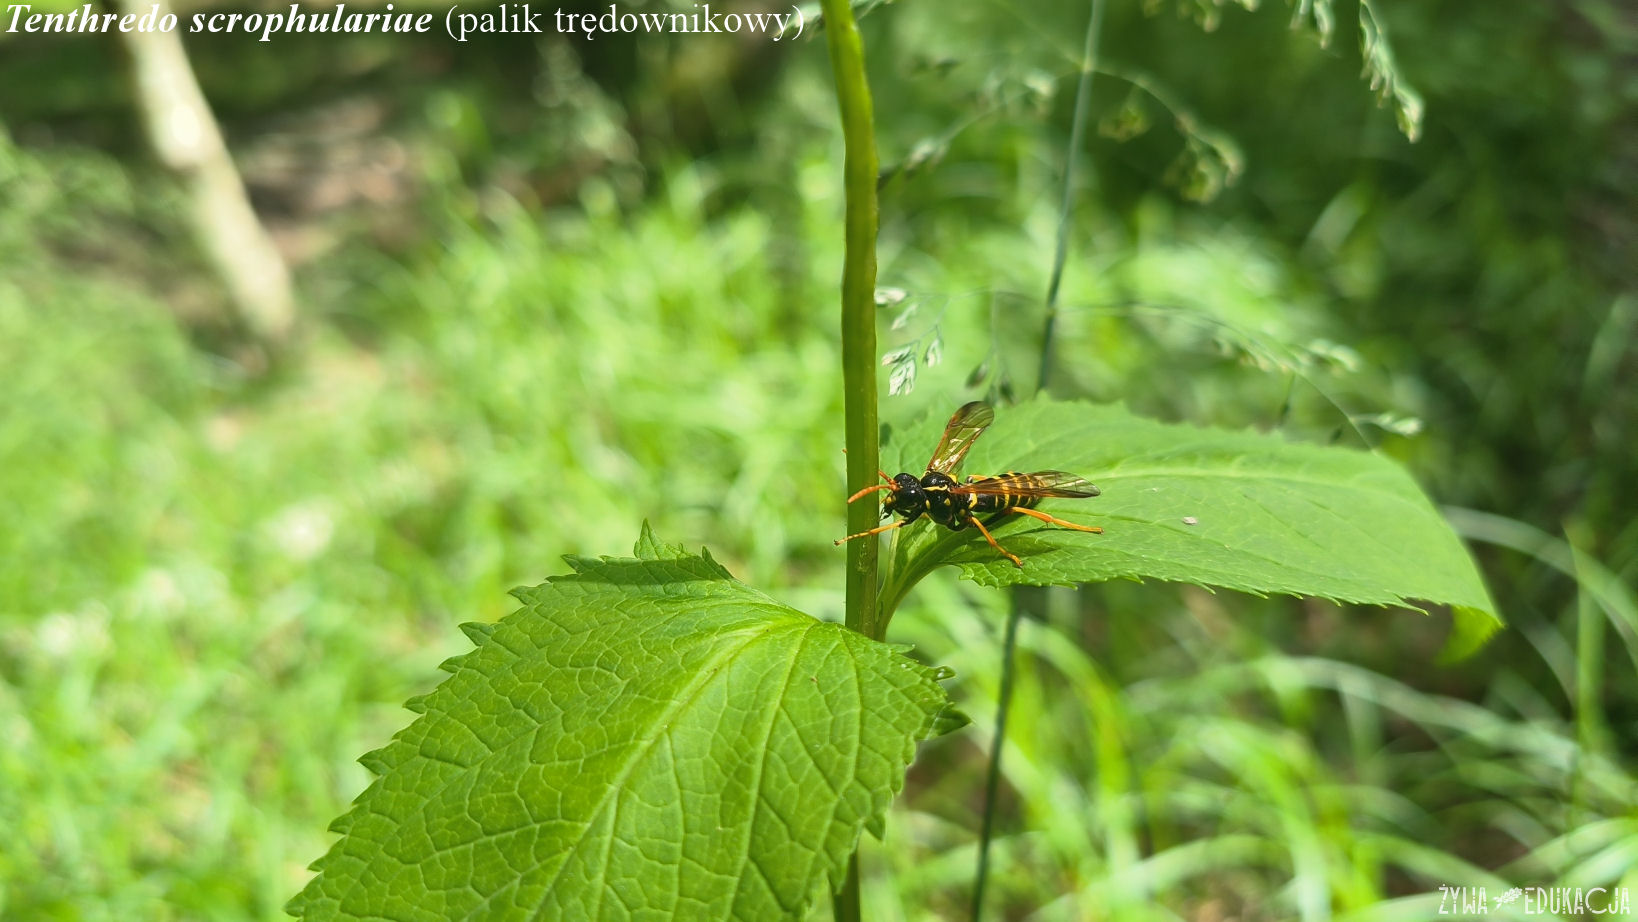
932 704 971 737
864 813 887 841
635 519 661 557
358 749 391 776
1437 604 1504 663
634 521 692 561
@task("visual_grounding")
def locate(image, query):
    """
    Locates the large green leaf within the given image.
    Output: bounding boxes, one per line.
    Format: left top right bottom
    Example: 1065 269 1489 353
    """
878 397 1500 656
290 526 964 921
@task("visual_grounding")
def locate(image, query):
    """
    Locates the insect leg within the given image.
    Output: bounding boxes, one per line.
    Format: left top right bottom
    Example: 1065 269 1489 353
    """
1006 506 1103 534
834 518 910 545
965 514 1024 568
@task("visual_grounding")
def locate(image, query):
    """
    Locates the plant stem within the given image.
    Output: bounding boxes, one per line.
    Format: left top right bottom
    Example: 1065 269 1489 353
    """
1037 0 1105 394
833 853 862 922
969 594 1023 919
977 2 1105 919
821 1 881 918
822 0 882 643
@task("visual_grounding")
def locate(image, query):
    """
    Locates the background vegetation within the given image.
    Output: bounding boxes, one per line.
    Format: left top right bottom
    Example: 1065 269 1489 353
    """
0 0 1633 918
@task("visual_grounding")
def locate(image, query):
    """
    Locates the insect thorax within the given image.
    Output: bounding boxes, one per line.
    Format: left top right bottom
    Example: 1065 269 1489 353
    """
917 470 970 529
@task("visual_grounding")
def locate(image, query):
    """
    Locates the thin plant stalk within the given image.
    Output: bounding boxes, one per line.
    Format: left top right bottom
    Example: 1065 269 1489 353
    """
1036 0 1106 392
970 588 1025 919
974 1 1105 918
820 0 882 919
821 0 883 645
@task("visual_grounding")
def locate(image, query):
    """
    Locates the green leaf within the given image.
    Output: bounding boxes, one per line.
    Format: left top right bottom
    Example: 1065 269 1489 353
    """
878 398 1500 654
290 524 964 921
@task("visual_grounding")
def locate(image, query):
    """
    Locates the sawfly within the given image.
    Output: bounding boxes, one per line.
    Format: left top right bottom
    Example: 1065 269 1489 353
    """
836 401 1102 567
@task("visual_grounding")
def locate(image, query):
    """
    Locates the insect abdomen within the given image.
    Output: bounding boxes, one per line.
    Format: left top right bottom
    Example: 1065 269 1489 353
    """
964 472 1043 514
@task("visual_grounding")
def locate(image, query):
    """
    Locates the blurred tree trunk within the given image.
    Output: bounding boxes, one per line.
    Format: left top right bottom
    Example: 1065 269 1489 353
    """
117 0 295 345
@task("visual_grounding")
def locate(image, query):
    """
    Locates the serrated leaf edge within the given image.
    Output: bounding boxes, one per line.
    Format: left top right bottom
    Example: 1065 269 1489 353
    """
291 533 964 921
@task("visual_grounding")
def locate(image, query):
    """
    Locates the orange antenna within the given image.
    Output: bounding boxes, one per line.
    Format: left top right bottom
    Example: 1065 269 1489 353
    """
846 471 897 503
847 483 895 503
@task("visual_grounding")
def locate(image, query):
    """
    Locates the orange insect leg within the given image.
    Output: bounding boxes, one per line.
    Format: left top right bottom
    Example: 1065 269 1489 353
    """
835 519 909 546
966 515 1023 568
1007 506 1103 533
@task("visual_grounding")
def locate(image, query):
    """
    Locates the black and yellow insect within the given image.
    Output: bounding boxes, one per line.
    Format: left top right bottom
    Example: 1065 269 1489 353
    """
835 401 1102 567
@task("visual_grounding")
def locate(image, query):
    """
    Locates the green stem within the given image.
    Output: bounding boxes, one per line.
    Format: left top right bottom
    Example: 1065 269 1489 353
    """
821 2 880 919
979 2 1105 919
832 852 862 922
877 526 961 626
970 595 1024 919
821 0 882 644
1037 0 1105 394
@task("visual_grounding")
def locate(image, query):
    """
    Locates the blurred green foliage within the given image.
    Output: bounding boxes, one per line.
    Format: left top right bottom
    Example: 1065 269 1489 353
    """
0 0 1633 918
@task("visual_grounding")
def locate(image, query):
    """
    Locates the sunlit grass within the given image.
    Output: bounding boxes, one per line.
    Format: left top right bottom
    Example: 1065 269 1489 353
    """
875 568 1637 920
0 147 858 917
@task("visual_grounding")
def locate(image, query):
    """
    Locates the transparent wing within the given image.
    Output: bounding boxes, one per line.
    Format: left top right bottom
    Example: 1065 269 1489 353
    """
925 401 995 474
952 471 1101 498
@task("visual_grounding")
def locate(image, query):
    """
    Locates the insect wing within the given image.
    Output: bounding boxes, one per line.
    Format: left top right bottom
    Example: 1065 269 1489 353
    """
925 401 995 474
953 471 1101 498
